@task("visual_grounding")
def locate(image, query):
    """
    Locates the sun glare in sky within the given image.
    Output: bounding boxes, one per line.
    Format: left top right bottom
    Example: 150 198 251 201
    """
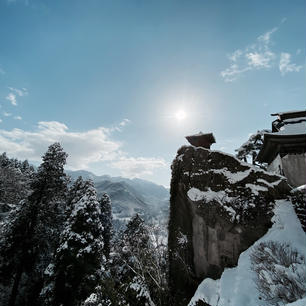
175 109 187 121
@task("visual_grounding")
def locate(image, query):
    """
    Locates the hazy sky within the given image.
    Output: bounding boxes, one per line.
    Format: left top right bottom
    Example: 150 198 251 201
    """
0 0 305 186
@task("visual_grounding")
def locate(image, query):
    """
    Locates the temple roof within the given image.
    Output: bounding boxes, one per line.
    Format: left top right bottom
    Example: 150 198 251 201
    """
186 132 216 142
274 118 306 135
185 132 216 148
257 110 306 163
256 133 306 163
271 110 306 121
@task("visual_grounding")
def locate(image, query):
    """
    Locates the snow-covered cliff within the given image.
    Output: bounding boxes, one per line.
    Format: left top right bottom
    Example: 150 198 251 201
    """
168 145 290 305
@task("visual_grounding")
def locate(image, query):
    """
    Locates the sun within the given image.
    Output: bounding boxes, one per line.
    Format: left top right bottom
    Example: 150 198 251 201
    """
175 110 187 121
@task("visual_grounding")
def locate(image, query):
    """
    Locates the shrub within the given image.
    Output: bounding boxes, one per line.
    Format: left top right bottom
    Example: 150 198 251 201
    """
250 241 306 305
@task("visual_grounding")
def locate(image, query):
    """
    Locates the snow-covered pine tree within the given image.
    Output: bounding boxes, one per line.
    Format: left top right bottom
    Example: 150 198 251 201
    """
81 282 128 306
0 200 35 306
81 286 112 306
112 214 157 306
235 129 270 166
41 179 105 306
99 193 113 259
0 153 35 205
0 143 68 306
66 176 86 213
27 143 68 303
31 142 68 198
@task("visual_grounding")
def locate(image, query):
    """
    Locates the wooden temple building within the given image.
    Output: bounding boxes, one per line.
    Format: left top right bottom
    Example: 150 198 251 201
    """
256 110 306 187
185 132 216 149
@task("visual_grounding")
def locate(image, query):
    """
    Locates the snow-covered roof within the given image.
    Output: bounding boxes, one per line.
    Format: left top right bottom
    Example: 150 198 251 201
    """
283 117 306 123
257 110 306 163
273 120 306 136
271 110 306 121
186 131 214 138
186 132 216 142
256 133 306 163
185 132 216 148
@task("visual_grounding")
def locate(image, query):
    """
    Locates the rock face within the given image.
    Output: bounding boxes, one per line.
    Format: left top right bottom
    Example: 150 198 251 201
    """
291 186 306 232
168 146 290 306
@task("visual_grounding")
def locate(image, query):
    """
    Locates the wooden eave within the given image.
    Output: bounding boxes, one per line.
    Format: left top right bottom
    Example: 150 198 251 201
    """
271 110 306 121
256 133 306 164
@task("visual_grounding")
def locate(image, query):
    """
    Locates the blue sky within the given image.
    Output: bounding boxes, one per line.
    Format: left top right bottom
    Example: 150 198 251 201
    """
0 0 305 186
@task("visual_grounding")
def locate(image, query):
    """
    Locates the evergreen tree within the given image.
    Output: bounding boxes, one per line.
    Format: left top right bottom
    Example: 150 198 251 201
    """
81 281 128 306
81 286 112 306
31 142 68 198
0 143 68 306
0 153 35 205
0 200 35 306
41 179 105 306
235 129 270 166
66 176 85 213
112 214 159 306
99 193 113 259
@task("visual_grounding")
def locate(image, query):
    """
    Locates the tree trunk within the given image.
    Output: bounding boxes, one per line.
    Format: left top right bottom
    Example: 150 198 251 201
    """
8 264 23 306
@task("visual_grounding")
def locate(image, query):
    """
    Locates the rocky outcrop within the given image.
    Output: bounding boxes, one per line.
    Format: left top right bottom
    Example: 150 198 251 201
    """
291 186 306 232
168 146 290 306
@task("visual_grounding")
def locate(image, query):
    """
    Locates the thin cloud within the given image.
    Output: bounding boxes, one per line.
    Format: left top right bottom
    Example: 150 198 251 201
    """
8 87 28 97
0 121 166 178
220 64 251 83
110 118 132 132
281 17 287 24
228 50 243 62
221 23 302 82
257 27 278 44
119 118 131 127
279 52 303 75
221 27 277 82
3 112 11 117
246 51 275 68
14 116 22 120
5 87 28 106
6 93 17 106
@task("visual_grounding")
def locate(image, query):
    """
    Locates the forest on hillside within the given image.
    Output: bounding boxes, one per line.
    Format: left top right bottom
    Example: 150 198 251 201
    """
0 143 169 306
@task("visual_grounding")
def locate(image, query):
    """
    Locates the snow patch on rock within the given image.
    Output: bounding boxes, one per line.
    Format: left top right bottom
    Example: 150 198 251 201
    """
245 183 268 195
187 187 233 203
211 168 251 184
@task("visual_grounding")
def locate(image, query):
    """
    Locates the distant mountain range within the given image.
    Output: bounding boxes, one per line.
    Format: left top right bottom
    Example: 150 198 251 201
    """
0 169 169 227
66 170 170 225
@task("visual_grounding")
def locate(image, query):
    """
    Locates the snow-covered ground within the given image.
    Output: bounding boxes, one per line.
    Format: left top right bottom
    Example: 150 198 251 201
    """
189 199 306 306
